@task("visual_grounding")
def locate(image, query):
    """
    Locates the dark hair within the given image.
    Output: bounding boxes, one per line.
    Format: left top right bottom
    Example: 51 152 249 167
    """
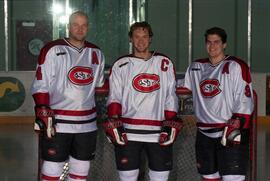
128 21 153 38
204 27 227 43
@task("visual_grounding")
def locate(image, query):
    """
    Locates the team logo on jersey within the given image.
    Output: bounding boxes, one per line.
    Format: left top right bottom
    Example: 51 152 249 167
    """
200 79 221 97
68 66 94 85
132 73 160 93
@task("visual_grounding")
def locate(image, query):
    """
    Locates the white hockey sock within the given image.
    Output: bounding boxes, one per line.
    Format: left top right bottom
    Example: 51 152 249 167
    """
118 169 139 181
67 156 90 181
149 169 170 181
202 172 221 181
222 175 245 181
41 160 65 181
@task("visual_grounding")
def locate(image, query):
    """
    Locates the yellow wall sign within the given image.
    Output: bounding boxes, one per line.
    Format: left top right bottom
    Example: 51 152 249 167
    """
0 77 25 112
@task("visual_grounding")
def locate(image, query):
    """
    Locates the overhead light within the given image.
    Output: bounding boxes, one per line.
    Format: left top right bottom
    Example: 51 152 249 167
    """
52 3 64 15
59 15 68 24
66 7 72 16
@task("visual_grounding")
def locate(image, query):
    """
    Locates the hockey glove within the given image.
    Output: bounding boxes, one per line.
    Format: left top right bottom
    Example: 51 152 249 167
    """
34 105 56 138
221 117 243 146
102 118 128 146
159 118 183 146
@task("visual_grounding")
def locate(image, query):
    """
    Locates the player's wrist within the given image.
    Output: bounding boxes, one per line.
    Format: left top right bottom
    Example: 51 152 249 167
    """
110 114 119 119
221 117 244 146
163 118 183 129
34 105 56 138
229 115 246 127
159 118 183 146
35 105 54 117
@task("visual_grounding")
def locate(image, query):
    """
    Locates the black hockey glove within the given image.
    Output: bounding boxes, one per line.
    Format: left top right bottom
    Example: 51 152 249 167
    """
34 105 56 138
102 118 128 145
159 118 183 146
221 116 245 146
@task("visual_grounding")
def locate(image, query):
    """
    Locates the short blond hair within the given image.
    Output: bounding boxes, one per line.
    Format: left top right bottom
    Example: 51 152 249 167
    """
69 10 89 25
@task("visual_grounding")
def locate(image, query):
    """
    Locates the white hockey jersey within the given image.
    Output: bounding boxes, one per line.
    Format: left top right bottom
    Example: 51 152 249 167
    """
31 38 105 133
184 56 254 138
107 52 179 143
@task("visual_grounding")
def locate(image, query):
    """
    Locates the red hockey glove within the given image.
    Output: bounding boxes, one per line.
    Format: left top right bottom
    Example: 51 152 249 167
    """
102 118 128 145
221 117 243 146
34 105 56 138
159 118 183 146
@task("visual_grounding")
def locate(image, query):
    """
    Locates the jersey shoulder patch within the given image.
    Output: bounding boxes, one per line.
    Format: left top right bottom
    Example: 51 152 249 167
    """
226 56 251 83
112 55 132 68
84 41 100 49
153 52 171 60
194 58 209 64
38 39 67 65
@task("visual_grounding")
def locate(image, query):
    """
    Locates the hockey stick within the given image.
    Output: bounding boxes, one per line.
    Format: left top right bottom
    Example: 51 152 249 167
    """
37 132 42 181
60 162 69 181
37 117 65 180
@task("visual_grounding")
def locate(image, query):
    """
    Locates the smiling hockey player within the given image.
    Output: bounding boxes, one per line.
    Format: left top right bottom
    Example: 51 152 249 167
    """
103 21 182 181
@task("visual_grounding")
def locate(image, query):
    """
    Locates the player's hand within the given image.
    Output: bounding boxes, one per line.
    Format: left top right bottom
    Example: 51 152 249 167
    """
102 118 128 146
159 118 183 146
34 105 56 138
221 118 241 146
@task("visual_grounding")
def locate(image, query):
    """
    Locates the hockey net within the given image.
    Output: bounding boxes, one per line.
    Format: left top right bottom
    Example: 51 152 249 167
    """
85 87 257 181
54 86 257 181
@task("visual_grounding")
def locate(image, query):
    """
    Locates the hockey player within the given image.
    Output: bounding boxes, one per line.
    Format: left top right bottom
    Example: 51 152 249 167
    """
183 27 254 181
31 11 105 181
103 21 182 181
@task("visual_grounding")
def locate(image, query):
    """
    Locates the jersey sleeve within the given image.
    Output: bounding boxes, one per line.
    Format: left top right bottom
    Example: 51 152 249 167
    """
30 47 54 105
95 50 105 88
106 63 123 117
164 60 179 119
183 65 193 91
231 63 254 127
